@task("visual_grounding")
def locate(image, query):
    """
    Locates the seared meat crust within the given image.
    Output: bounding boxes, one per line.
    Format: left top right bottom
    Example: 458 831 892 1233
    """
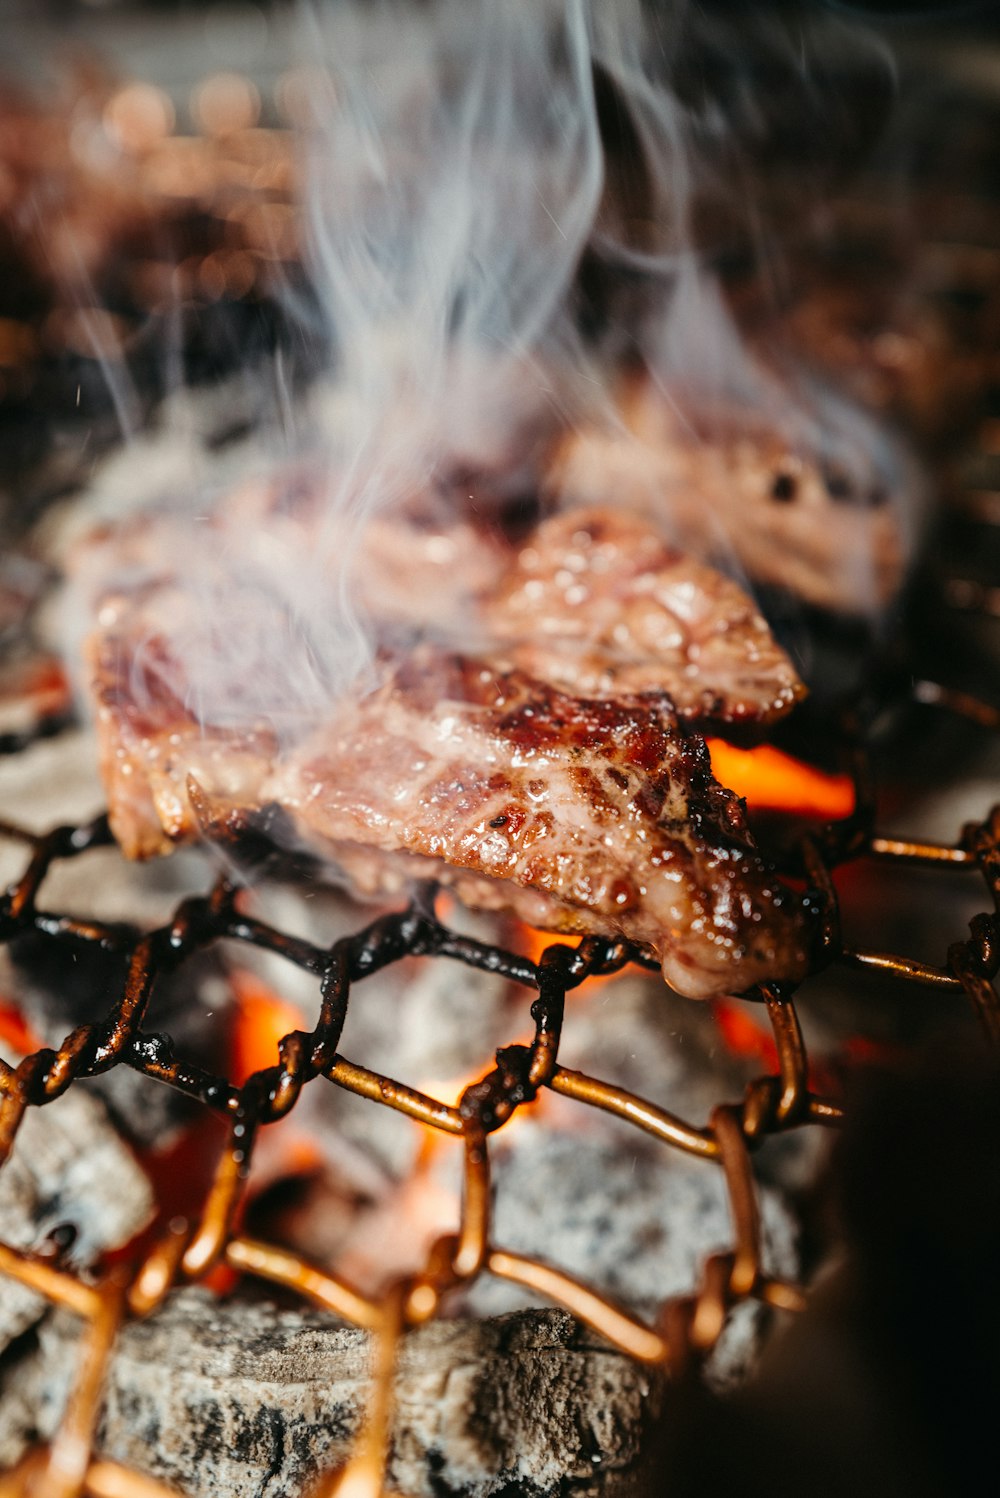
82 503 812 998
484 508 803 723
265 652 812 999
85 584 275 860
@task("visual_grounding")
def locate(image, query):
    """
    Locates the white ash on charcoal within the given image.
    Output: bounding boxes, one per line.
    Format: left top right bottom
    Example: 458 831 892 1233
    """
548 972 828 1194
0 731 104 872
11 1290 658 1498
0 1083 153 1353
460 1123 797 1393
0 1340 48 1470
243 964 808 1345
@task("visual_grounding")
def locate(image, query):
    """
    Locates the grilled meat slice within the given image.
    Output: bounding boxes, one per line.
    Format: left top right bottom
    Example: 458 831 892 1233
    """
81 487 810 995
545 372 913 614
85 571 811 996
265 651 813 999
80 478 804 740
222 468 808 727
483 508 804 724
84 581 276 860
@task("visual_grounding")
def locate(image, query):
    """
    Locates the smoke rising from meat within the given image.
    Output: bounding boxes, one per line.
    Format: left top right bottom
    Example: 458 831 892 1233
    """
68 0 924 762
70 0 606 744
570 3 923 616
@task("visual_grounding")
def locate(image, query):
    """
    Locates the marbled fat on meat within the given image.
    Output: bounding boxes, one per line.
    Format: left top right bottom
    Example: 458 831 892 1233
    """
266 652 813 999
484 508 804 723
82 502 812 997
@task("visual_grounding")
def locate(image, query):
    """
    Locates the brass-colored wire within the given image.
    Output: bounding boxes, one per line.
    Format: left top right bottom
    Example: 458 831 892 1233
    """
2 788 1000 1498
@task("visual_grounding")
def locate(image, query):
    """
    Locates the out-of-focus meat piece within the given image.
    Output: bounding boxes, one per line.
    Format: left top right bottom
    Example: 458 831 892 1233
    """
484 508 804 724
777 276 995 448
266 651 813 999
546 372 914 615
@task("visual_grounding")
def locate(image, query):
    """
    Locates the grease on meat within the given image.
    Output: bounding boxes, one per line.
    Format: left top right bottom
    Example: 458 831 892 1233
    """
266 651 813 999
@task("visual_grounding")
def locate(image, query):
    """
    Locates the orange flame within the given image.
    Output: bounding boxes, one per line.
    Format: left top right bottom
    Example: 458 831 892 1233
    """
706 740 855 821
0 998 42 1056
711 997 779 1071
515 924 623 992
229 969 306 1085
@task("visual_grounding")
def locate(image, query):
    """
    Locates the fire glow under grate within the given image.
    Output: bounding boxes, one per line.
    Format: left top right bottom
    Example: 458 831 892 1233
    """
3 5 1000 1494
1 693 999 1497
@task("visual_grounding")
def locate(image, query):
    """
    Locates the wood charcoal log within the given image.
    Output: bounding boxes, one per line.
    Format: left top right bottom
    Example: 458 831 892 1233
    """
27 1290 661 1498
0 1087 153 1352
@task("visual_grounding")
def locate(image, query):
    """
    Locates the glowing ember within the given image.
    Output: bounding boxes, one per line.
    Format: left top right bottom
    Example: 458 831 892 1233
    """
0 998 42 1055
229 969 306 1086
706 740 855 821
711 997 780 1071
0 657 72 725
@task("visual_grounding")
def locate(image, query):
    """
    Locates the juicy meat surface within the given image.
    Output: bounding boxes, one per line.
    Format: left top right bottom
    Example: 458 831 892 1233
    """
82 495 812 997
483 508 804 723
87 596 813 997
266 652 813 999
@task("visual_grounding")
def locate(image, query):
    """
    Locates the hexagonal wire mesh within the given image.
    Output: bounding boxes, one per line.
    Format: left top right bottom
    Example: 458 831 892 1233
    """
1 671 999 1498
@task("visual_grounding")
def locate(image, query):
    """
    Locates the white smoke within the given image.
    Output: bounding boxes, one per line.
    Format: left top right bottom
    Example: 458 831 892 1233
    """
68 0 925 749
96 0 603 741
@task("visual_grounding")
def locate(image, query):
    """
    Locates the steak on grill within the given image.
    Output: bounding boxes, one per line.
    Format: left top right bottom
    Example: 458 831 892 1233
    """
482 507 804 724
85 596 813 997
265 650 814 999
81 491 813 996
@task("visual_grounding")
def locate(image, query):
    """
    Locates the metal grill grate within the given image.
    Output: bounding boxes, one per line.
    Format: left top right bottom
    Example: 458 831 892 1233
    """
1 701 999 1496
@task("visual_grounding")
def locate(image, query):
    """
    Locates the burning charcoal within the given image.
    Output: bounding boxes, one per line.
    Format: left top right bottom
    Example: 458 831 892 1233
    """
0 654 72 757
0 1339 47 1469
246 981 507 1253
553 972 830 1195
0 1086 153 1354
241 899 521 1280
250 965 815 1318
22 1291 656 1498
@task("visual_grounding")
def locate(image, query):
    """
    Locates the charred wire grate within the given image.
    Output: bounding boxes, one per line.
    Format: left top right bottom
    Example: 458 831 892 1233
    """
1 697 999 1496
